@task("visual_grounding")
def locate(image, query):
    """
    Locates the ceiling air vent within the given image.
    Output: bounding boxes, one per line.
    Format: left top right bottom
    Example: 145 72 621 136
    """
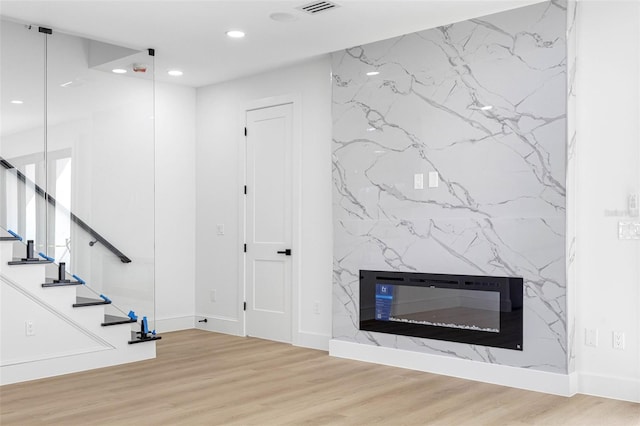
297 1 340 15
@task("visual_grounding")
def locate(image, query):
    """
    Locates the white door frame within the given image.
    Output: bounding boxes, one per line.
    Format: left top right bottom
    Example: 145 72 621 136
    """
238 93 302 345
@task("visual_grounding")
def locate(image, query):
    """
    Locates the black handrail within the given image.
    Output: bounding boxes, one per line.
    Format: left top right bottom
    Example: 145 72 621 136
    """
0 157 131 263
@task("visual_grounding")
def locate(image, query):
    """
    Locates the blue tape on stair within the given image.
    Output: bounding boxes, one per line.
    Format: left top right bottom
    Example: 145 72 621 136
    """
128 310 138 320
38 252 55 262
72 274 86 284
99 294 111 303
8 230 22 241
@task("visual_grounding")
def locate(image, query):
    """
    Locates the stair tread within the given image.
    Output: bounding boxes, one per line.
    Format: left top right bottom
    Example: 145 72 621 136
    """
102 314 136 326
73 296 111 307
42 279 83 287
8 259 53 265
128 331 162 345
0 236 20 241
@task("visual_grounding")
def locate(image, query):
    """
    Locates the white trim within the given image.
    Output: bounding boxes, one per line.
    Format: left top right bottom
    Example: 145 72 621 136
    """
579 372 640 403
1 342 155 386
195 314 243 336
155 316 195 333
295 331 330 351
0 346 111 367
329 339 577 397
240 93 302 345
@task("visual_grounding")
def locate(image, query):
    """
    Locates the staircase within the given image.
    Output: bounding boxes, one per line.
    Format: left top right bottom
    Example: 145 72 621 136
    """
0 233 160 385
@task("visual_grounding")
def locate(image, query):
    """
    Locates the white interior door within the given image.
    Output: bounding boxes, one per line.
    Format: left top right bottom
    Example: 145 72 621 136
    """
245 103 293 343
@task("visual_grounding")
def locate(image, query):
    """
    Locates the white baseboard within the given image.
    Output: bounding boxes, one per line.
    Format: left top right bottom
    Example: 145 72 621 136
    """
330 339 576 397
194 314 243 336
155 316 195 333
295 331 330 351
579 372 640 403
1 343 155 386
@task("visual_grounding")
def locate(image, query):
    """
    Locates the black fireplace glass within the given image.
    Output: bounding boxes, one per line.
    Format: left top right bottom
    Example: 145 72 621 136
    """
360 270 523 351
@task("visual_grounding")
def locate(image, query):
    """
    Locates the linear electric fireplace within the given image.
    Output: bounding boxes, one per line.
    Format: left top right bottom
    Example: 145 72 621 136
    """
360 270 523 350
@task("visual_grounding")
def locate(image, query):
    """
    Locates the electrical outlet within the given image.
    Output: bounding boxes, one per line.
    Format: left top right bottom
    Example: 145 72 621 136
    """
585 328 598 347
25 320 35 336
313 301 320 315
210 290 216 302
216 224 225 235
613 331 626 350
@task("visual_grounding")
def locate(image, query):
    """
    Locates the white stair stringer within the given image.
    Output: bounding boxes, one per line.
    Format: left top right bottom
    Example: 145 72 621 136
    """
0 241 156 386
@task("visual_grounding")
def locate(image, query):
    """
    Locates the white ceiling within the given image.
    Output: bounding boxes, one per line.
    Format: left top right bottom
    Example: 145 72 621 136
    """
0 0 544 88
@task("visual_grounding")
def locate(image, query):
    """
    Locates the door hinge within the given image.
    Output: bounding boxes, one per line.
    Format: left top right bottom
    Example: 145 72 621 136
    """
244 185 247 195
244 243 247 253
243 301 247 311
244 127 247 136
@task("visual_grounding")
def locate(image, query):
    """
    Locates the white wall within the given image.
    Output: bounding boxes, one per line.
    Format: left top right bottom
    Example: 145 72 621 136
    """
155 82 197 332
195 56 332 349
575 1 640 403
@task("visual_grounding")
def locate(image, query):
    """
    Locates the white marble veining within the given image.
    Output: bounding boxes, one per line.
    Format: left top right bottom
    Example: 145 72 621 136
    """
332 1 569 373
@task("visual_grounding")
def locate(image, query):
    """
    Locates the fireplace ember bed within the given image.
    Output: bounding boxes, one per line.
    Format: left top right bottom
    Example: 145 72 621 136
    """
359 270 523 350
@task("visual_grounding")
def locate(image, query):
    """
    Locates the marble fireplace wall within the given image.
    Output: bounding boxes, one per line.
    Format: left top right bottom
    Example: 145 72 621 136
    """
332 1 568 373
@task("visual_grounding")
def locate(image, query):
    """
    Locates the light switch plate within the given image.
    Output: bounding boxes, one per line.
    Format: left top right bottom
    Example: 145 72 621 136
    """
585 328 598 347
414 173 424 190
428 171 439 188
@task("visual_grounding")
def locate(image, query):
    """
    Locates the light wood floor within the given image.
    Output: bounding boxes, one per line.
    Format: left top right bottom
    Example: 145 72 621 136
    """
1 329 638 425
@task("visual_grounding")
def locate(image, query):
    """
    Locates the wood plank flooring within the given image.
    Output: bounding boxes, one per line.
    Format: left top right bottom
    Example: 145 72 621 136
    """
1 329 638 425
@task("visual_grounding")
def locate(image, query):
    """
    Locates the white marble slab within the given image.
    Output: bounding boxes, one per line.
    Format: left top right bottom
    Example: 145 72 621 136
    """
332 1 569 373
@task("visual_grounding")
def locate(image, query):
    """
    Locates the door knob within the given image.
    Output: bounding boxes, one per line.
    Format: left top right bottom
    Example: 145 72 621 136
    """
277 249 292 256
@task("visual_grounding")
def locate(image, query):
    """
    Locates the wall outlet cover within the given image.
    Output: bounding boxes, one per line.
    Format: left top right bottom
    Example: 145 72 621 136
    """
613 331 626 350
25 320 35 336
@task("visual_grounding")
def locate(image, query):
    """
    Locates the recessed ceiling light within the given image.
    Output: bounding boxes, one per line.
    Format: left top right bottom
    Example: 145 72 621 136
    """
480 105 493 111
10 100 24 104
168 70 183 77
226 30 245 38
366 71 380 76
112 68 127 74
